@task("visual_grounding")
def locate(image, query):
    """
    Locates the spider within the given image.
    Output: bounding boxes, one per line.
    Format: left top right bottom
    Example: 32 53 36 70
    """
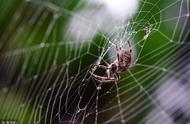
90 41 132 83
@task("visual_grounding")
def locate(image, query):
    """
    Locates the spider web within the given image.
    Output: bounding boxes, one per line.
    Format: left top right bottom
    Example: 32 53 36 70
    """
0 0 190 124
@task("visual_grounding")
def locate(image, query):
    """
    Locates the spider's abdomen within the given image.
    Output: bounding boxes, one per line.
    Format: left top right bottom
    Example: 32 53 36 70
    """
117 50 131 71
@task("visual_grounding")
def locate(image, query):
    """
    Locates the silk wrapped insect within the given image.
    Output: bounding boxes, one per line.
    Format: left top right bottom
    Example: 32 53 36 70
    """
90 41 132 83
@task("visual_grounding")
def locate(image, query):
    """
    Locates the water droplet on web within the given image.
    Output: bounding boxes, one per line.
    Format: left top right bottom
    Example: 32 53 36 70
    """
162 68 166 72
121 119 125 124
139 45 143 48
34 75 38 79
132 31 136 34
85 113 89 117
77 110 81 113
2 87 8 93
39 42 46 48
97 86 102 90
106 91 111 94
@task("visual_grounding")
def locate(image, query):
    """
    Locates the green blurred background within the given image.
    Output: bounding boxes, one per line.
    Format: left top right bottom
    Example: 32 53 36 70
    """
0 0 188 124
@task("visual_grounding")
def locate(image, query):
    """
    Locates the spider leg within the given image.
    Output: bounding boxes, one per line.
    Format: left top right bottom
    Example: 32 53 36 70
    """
92 59 109 70
97 65 107 70
101 59 109 66
117 53 119 61
127 40 132 53
90 71 109 80
114 72 120 80
116 44 121 50
93 78 116 83
107 69 111 79
90 71 117 83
